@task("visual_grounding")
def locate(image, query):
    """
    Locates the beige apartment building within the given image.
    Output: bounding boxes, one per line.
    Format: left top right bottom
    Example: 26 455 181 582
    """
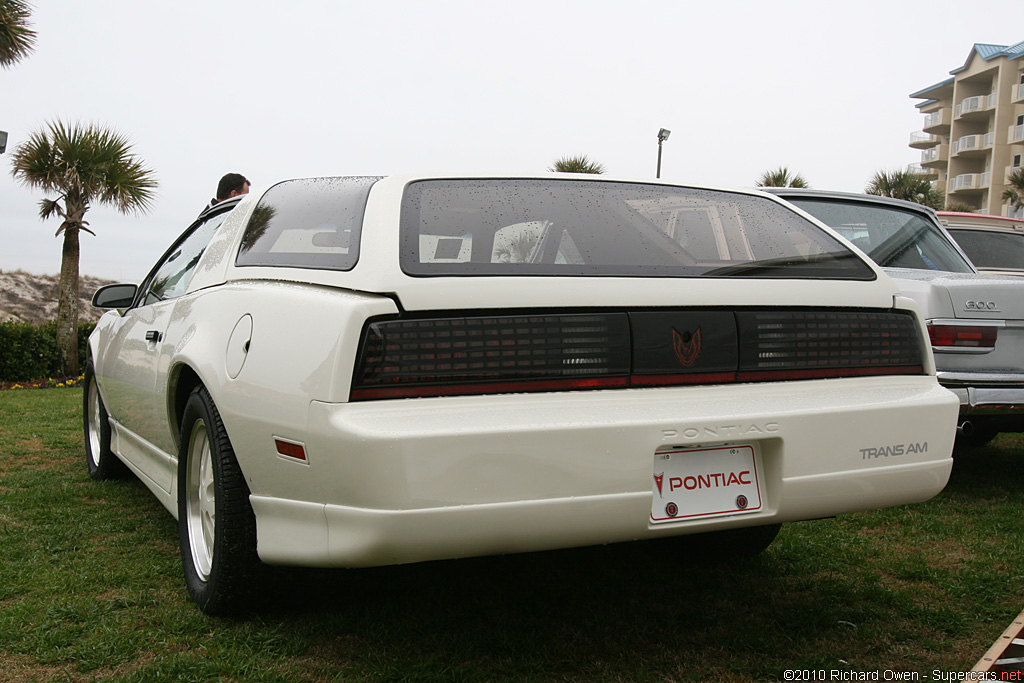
910 41 1024 218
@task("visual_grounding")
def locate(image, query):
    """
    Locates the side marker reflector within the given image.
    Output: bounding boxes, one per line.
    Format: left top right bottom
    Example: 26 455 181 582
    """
275 439 307 461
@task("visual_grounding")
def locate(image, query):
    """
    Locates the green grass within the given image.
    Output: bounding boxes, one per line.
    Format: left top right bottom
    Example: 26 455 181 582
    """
1 388 1022 682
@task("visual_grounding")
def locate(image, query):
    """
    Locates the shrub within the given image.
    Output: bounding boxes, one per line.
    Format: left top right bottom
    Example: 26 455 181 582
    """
0 320 96 382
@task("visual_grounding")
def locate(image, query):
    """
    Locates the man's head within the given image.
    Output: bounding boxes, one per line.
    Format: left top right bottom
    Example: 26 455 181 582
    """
216 173 250 201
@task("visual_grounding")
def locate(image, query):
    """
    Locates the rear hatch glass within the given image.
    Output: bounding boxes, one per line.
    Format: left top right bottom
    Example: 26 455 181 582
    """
399 179 875 280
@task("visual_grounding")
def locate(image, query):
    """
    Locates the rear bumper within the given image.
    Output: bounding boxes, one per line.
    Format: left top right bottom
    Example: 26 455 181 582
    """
936 371 1024 417
249 376 958 567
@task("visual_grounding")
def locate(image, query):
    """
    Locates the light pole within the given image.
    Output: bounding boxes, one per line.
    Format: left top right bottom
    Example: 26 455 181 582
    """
656 128 670 178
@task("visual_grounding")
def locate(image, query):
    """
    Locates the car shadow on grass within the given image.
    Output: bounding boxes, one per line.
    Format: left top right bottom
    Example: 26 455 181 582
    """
238 446 1024 678
255 534 903 678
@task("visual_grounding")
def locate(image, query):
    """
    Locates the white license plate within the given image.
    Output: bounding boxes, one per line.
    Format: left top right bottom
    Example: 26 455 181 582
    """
650 445 763 524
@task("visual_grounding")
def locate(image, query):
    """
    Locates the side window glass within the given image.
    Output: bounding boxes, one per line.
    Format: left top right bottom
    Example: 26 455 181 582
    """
143 213 229 305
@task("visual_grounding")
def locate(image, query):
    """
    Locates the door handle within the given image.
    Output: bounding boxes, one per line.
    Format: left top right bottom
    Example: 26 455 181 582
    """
145 330 162 343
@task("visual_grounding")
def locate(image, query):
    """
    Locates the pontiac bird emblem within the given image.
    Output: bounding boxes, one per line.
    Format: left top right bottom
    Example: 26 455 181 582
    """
653 472 665 497
672 327 702 367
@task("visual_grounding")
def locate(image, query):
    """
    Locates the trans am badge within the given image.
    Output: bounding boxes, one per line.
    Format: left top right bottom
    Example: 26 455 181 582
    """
672 327 702 367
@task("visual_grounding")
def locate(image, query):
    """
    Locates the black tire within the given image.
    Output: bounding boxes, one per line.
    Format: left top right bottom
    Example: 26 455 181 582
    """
83 360 130 481
676 523 783 561
178 386 262 616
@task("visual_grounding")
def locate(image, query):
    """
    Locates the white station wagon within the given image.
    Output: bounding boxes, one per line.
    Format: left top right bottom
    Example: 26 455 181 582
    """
85 174 958 614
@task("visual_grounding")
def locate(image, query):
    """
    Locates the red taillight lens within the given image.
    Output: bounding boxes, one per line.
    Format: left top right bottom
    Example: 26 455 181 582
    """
928 324 997 349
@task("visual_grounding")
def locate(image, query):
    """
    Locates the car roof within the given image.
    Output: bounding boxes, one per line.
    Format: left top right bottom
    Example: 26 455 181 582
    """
937 211 1024 232
761 187 939 216
184 174 900 314
196 194 245 221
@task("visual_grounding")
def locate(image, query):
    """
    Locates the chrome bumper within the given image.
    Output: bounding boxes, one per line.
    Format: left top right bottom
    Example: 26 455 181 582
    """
937 371 1024 415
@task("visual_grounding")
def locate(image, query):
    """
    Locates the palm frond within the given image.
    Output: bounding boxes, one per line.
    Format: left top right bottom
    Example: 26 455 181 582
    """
865 168 942 210
1003 168 1024 212
549 155 606 174
37 197 63 221
756 167 809 188
0 0 36 68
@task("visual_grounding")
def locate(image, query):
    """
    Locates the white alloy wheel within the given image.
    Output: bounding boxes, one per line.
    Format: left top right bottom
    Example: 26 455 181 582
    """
185 419 216 581
87 377 103 469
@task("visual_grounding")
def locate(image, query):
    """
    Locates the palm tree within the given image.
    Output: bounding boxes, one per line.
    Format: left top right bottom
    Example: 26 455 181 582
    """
756 167 809 188
10 120 157 375
549 155 605 174
1003 168 1024 217
865 168 943 210
0 0 36 68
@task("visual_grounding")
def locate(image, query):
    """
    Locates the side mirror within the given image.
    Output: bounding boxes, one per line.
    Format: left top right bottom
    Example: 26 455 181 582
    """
92 283 138 309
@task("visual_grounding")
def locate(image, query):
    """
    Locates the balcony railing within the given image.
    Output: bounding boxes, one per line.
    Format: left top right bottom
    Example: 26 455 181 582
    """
955 93 997 118
922 109 951 131
1014 84 1024 103
920 143 949 166
907 164 938 178
910 131 937 147
951 172 991 191
952 132 995 154
1011 124 1024 144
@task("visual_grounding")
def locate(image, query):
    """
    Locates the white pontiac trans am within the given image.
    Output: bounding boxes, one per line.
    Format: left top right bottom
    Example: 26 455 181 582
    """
85 174 959 614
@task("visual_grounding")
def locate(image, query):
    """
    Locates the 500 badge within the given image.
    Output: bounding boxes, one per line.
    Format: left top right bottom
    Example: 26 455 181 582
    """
963 300 999 311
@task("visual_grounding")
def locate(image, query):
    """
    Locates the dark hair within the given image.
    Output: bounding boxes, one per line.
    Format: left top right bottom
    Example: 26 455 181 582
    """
216 173 250 200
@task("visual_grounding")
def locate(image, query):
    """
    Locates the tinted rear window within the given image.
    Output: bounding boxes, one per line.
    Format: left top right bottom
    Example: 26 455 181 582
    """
399 179 874 279
947 228 1024 271
235 176 380 270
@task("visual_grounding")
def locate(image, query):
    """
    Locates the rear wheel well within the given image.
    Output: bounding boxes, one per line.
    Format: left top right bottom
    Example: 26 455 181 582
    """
171 365 204 445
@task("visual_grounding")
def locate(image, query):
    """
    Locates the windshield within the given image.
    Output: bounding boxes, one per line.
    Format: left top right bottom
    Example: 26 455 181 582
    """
784 198 974 274
947 229 1024 272
399 179 874 280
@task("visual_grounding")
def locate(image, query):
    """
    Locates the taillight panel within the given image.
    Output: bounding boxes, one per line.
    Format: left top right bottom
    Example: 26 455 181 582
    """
352 309 926 401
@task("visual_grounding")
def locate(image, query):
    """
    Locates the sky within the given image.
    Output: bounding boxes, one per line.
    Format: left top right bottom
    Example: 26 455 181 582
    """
1 0 1022 281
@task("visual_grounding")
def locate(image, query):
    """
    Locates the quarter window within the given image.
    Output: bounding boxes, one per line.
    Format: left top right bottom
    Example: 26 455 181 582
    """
235 176 380 270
